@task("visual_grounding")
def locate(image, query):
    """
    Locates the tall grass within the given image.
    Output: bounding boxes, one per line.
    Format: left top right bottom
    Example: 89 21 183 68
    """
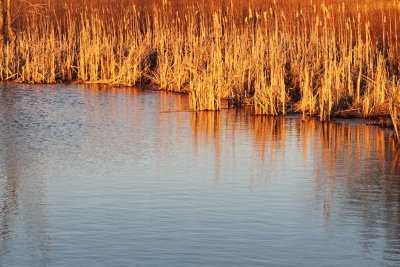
1 0 400 139
389 78 400 142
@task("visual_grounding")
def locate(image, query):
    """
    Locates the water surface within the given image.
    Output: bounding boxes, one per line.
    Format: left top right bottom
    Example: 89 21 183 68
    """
1 83 400 266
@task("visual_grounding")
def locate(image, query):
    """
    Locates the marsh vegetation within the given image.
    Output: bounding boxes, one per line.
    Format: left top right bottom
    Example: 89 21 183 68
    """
1 0 400 139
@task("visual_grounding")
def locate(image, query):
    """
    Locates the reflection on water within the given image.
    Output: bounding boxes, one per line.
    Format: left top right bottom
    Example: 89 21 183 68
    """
1 83 400 266
307 121 400 264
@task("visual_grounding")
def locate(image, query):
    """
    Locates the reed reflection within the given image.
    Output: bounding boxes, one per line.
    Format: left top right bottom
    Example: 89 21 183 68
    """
248 115 286 164
191 111 222 180
159 91 191 113
300 119 400 259
188 108 400 258
189 110 288 182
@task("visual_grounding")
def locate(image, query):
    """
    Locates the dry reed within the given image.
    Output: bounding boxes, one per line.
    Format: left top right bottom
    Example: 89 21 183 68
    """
1 0 400 139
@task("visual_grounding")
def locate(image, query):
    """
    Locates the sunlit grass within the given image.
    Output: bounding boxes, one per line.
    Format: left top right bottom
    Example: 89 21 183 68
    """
1 0 400 140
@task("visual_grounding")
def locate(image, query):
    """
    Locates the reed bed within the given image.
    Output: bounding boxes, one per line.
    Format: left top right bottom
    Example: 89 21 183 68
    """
1 0 400 139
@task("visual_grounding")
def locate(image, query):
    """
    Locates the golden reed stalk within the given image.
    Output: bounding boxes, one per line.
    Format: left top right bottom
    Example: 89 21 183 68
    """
1 0 400 139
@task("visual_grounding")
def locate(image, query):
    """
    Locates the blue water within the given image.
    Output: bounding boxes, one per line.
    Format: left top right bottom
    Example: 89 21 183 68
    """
1 83 400 266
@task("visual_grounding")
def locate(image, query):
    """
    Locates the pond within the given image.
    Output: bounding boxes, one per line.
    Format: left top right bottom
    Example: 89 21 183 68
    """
1 83 400 266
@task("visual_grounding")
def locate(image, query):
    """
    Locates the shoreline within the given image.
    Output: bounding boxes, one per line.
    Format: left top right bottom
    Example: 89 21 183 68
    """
0 1 399 141
2 80 397 140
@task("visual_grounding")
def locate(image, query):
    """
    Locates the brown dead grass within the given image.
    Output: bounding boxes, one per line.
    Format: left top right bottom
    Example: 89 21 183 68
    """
2 0 400 140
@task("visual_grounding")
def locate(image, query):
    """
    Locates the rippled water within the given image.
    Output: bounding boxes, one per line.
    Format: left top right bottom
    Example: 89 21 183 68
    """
1 83 400 267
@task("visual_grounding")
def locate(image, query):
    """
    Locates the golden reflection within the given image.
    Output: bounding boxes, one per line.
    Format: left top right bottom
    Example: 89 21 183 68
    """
191 111 222 180
311 122 399 182
249 116 286 164
91 87 400 255
189 109 288 182
301 120 400 238
187 108 400 182
188 107 400 236
159 91 191 112
81 84 144 95
1 86 400 263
